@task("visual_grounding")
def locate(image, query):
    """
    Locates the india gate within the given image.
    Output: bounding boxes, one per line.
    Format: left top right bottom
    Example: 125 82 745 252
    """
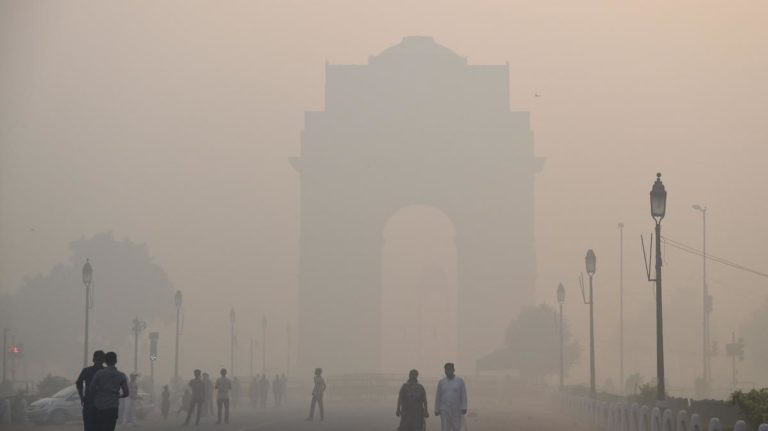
293 36 544 374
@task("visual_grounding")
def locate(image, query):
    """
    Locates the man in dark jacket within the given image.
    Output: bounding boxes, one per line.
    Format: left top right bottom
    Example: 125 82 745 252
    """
75 350 105 431
90 352 129 431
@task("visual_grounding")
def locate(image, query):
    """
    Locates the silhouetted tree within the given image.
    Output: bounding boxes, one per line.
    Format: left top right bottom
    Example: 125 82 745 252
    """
503 304 579 382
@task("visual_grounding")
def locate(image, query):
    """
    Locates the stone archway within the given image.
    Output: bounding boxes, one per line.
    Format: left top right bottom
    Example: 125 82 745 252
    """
293 36 544 374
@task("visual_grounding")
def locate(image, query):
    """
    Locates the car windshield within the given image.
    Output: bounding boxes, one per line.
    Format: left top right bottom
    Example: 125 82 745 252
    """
51 385 76 398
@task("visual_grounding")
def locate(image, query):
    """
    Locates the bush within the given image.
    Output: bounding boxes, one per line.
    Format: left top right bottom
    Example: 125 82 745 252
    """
730 388 768 427
37 374 72 397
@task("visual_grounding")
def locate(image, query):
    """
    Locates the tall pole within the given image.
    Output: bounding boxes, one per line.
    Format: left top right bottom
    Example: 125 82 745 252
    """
10 336 15 382
250 339 254 377
559 301 564 391
262 317 267 374
174 291 182 380
82 259 93 368
655 220 666 400
589 273 596 399
2 328 8 382
703 209 709 383
619 222 624 393
286 323 292 377
131 317 145 375
731 331 737 391
230 308 236 377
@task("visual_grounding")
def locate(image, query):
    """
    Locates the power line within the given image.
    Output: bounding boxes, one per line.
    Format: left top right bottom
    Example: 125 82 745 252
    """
661 236 768 279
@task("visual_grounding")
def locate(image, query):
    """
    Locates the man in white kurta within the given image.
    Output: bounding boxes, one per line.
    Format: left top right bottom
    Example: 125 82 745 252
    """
435 363 467 431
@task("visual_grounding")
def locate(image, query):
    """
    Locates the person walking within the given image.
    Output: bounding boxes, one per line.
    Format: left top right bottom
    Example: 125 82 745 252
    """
215 368 232 424
76 350 105 431
258 375 270 408
176 389 191 418
305 368 326 421
396 369 428 431
202 373 214 417
184 370 205 426
272 375 281 407
434 363 467 431
160 386 171 420
90 352 129 431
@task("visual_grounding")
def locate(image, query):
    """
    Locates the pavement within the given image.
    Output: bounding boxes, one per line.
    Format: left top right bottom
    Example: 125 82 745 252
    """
6 395 588 431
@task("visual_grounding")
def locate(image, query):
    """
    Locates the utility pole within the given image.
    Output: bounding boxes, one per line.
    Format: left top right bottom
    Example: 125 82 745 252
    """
262 317 268 374
250 339 254 377
82 259 93 368
557 284 565 391
229 308 236 376
286 323 292 377
174 290 182 380
131 317 147 375
619 222 625 393
693 204 712 390
149 332 159 399
726 331 745 391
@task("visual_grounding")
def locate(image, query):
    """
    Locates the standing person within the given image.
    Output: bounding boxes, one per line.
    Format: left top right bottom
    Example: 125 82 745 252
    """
121 373 139 425
184 370 205 426
76 350 105 431
202 373 213 417
258 375 270 408
214 368 232 424
272 375 280 407
90 352 129 431
160 386 171 420
249 376 259 409
396 369 428 431
434 363 467 431
176 389 191 418
305 368 326 421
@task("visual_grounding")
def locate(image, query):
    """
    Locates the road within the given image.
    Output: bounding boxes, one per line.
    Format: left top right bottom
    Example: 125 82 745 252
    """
9 394 587 431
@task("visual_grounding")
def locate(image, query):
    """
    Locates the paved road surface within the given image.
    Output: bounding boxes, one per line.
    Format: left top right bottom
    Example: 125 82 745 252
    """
8 395 587 431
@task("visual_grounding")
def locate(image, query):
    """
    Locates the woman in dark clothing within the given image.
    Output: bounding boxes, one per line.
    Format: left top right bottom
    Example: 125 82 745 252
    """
396 369 429 431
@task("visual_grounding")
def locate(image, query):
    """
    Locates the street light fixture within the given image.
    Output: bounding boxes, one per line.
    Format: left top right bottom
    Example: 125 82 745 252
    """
82 259 94 367
557 283 565 391
585 249 597 399
173 290 182 380
649 173 667 401
230 308 236 377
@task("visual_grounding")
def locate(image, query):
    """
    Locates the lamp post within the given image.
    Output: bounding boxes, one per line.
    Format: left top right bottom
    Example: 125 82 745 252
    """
174 290 182 380
618 222 625 393
650 173 668 401
2 328 8 382
692 204 711 391
286 323 292 377
230 308 236 376
262 317 268 374
82 259 93 368
585 249 597 399
557 283 566 391
131 317 147 375
149 332 159 398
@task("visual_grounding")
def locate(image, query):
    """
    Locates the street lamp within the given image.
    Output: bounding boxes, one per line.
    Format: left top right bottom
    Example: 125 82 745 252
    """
618 222 625 394
149 332 159 398
230 308 236 377
557 283 565 391
262 316 268 374
692 204 711 392
585 249 597 399
82 259 93 368
650 173 667 401
174 290 182 380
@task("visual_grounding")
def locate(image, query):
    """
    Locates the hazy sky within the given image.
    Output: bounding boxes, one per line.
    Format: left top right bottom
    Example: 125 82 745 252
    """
2 1 767 389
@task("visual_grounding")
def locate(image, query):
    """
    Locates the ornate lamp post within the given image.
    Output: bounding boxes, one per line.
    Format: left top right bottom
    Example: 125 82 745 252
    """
557 283 566 391
82 259 93 367
174 290 182 380
585 249 597 399
650 173 668 401
131 317 147 374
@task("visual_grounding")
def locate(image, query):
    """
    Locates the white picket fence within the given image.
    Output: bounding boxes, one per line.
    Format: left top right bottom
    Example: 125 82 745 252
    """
559 394 768 431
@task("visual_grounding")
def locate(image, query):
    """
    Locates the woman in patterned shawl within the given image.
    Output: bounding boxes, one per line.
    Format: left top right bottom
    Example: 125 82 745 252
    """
396 369 429 431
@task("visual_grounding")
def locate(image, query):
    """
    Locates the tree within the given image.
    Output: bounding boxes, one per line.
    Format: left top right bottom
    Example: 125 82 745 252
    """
0 232 175 377
742 299 768 382
730 389 768 428
37 375 72 397
501 304 579 382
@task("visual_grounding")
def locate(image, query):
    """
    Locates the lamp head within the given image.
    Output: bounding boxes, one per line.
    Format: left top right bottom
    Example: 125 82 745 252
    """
82 259 93 285
585 249 596 276
557 283 565 304
650 173 667 220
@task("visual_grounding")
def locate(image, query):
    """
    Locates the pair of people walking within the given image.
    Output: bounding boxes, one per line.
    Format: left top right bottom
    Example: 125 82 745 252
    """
184 368 233 425
396 363 468 431
76 351 130 431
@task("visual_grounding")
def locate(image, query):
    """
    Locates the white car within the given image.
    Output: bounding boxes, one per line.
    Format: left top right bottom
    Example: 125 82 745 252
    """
27 385 154 425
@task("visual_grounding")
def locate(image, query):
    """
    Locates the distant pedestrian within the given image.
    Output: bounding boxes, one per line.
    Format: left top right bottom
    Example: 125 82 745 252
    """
120 373 139 425
249 376 260 409
202 372 214 417
76 350 105 431
90 352 129 431
161 386 171 420
396 369 428 431
258 375 270 408
176 389 191 418
305 368 326 421
272 375 281 407
215 368 232 424
184 370 205 426
434 363 467 431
